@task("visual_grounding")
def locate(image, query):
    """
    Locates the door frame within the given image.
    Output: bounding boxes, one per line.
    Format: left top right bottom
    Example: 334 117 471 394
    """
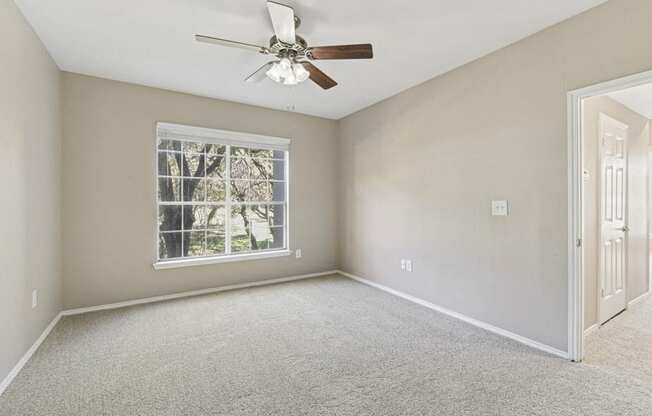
567 69 652 362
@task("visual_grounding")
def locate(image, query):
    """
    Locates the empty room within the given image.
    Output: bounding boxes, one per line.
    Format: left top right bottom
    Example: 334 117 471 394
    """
2 0 652 414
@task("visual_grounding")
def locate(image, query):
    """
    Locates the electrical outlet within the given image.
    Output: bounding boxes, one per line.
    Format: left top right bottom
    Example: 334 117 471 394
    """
295 249 302 259
31 289 38 309
491 200 509 217
406 260 413 272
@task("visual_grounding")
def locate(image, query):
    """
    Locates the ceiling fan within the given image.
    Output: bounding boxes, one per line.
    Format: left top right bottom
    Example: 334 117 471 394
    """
195 1 373 90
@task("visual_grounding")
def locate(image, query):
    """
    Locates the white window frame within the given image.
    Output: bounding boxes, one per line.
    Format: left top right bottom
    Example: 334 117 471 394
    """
153 122 291 270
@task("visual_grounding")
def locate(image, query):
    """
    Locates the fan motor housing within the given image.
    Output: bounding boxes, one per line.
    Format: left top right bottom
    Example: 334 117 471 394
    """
269 35 308 56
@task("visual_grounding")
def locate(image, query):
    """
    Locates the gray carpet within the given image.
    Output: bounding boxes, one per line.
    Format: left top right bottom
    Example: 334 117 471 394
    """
584 294 652 384
1 275 651 415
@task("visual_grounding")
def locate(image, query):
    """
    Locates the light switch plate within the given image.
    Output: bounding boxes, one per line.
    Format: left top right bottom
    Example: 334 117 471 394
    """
491 200 509 217
295 249 302 259
32 289 38 309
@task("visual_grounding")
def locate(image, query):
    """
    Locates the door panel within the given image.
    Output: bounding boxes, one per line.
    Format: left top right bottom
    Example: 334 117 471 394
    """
598 113 628 325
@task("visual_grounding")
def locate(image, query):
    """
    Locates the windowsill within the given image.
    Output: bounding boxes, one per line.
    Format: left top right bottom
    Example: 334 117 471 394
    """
153 250 292 270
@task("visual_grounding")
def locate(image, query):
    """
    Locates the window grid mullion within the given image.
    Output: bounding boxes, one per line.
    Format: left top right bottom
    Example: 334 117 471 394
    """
158 201 283 206
204 147 208 256
225 145 232 255
180 176 184 258
157 144 161 260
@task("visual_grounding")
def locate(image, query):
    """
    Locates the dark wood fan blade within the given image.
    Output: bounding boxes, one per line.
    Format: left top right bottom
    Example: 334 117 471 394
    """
307 44 373 60
302 62 337 90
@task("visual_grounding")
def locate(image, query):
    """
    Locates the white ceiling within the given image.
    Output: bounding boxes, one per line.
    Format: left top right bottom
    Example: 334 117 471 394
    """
608 83 652 120
15 0 607 119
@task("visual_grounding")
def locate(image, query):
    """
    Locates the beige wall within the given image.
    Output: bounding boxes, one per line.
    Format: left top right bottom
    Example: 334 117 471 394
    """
61 73 339 309
338 0 652 352
582 96 650 329
0 0 62 384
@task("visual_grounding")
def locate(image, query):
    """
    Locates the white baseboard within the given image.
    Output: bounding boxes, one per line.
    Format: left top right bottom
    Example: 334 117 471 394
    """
0 312 62 397
338 270 569 360
584 324 599 337
1 269 337 397
582 292 650 338
628 291 650 308
583 292 650 338
2 269 569 397
62 270 338 316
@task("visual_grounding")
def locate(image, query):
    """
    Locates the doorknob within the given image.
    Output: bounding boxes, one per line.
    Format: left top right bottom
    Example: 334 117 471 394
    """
621 226 630 232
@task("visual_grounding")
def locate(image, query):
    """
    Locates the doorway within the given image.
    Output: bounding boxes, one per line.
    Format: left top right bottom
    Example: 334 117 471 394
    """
568 71 652 363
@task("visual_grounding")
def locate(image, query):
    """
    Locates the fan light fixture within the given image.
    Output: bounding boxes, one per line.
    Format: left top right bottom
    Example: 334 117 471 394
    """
195 1 374 90
266 58 310 85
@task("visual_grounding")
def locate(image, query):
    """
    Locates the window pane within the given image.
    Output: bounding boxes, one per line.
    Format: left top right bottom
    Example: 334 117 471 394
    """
270 181 286 202
231 233 251 253
159 232 182 259
268 226 285 249
183 179 206 202
250 148 274 159
230 205 251 253
184 231 205 257
251 159 273 180
183 153 203 177
271 159 286 181
206 232 225 255
269 204 285 226
249 209 285 251
159 205 182 231
247 205 286 251
249 158 285 180
242 148 285 160
230 157 251 179
158 151 181 176
158 178 181 201
158 139 181 151
249 206 271 249
229 180 250 202
255 226 285 250
206 153 226 178
231 146 249 157
183 205 206 230
207 206 226 232
183 141 205 154
248 181 272 202
207 144 226 155
207 180 226 202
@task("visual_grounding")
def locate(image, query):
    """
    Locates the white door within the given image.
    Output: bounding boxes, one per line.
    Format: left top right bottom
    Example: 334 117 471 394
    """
598 113 629 325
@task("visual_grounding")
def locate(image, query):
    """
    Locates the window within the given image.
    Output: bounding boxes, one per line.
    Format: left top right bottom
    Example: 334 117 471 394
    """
155 123 290 267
